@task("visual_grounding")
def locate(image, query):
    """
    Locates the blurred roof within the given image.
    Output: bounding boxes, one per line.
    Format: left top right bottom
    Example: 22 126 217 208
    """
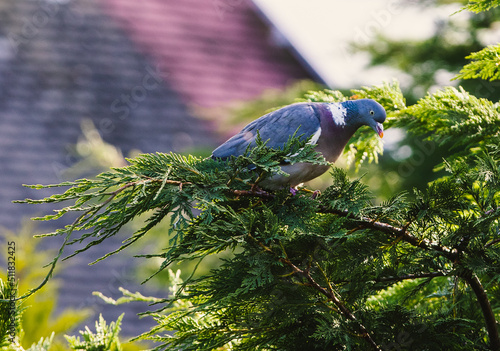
0 0 313 339
102 0 311 107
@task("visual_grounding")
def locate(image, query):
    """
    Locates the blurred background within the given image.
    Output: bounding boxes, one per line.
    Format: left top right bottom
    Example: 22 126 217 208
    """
0 0 499 347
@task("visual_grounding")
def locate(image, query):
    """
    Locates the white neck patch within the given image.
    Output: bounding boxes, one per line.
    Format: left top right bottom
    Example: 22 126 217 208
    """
287 127 322 159
308 127 322 145
327 103 347 126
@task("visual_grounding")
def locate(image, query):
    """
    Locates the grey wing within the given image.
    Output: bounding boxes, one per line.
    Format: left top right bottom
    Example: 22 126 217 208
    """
212 103 321 159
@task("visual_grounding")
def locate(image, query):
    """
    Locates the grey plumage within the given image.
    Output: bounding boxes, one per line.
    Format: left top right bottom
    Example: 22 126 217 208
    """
212 99 386 190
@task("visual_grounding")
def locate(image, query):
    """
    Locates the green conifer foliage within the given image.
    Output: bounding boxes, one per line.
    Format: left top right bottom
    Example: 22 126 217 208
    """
13 91 500 349
463 0 500 13
7 1 500 350
455 44 500 81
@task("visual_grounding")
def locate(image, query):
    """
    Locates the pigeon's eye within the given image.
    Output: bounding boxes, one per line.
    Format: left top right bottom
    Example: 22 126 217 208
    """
370 110 375 115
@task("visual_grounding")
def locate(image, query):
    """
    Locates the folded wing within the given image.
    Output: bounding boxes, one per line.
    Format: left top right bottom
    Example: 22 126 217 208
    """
212 103 321 160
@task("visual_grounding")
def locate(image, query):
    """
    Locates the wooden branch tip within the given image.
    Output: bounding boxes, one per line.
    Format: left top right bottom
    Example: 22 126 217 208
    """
231 188 275 199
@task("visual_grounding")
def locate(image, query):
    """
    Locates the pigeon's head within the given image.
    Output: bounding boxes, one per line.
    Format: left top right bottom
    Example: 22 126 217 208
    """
344 99 386 138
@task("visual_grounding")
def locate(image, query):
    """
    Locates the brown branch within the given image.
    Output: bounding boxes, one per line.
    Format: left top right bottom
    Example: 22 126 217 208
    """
327 271 447 286
211 186 497 348
248 233 381 350
462 271 500 351
100 181 139 204
485 238 500 248
375 271 446 283
219 187 457 260
214 187 458 260
287 260 381 349
319 207 458 261
144 177 192 187
231 188 275 199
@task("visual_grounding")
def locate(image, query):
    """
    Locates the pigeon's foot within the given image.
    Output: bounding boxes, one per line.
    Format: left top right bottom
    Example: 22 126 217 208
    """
250 183 259 193
292 187 321 199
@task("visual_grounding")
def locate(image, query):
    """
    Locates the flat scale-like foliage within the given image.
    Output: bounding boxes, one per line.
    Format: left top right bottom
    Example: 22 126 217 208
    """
8 2 500 347
455 44 500 82
13 112 500 349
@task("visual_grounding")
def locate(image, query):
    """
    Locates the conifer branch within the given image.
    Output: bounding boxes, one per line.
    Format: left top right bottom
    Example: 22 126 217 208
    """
230 188 275 199
460 0 500 14
16 75 500 348
248 233 381 350
462 271 500 351
375 272 446 282
455 44 500 81
319 207 459 261
299 267 381 351
485 238 500 248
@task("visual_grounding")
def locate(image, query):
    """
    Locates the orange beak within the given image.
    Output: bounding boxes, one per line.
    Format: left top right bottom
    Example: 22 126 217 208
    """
376 123 384 138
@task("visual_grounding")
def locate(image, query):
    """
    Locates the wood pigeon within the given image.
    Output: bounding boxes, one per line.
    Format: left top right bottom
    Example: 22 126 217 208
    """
212 99 386 190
